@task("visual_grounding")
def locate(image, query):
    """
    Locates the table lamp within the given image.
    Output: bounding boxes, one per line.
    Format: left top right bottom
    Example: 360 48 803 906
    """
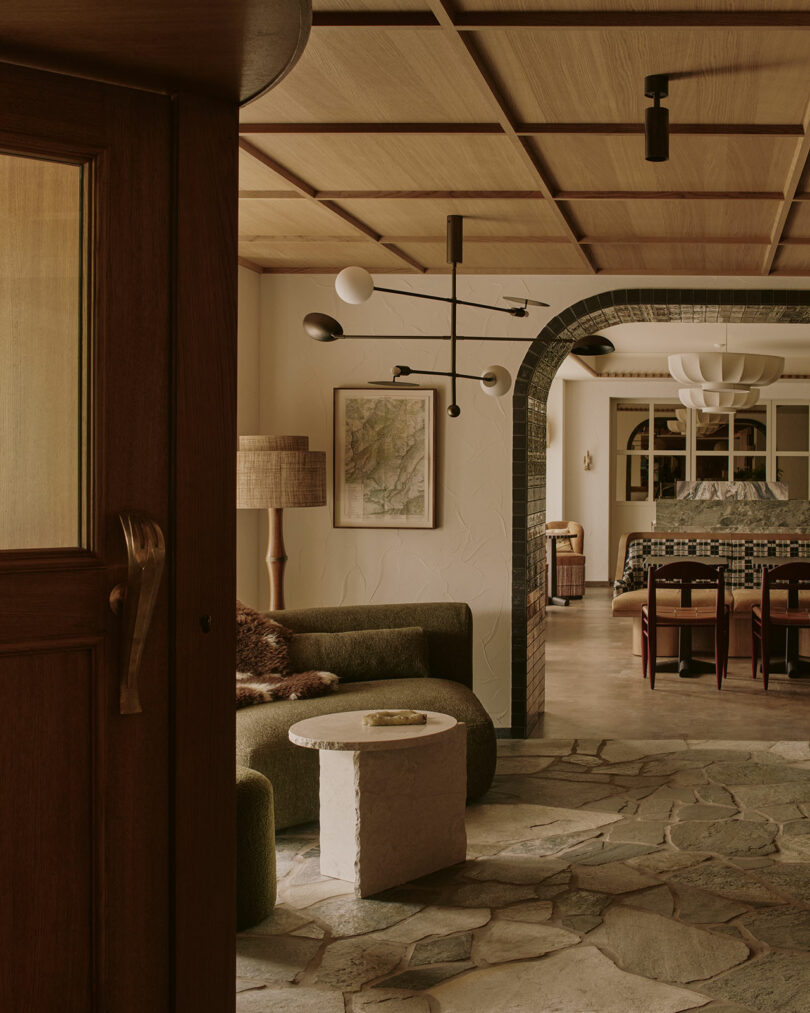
237 435 326 610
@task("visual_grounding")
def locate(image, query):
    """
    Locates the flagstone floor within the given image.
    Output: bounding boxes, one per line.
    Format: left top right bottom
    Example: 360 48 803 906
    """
237 738 810 1013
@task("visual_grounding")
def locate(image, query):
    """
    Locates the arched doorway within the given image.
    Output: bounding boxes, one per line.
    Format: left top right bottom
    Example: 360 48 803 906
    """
511 287 810 737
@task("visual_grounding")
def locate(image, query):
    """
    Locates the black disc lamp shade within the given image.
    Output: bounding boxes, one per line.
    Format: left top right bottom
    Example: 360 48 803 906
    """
644 74 669 163
303 312 343 341
570 334 615 356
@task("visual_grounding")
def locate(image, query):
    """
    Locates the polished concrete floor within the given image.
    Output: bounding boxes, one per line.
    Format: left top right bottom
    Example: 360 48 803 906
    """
538 588 810 741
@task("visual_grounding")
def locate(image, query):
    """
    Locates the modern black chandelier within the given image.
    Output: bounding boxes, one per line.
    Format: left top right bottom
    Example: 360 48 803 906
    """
303 215 548 417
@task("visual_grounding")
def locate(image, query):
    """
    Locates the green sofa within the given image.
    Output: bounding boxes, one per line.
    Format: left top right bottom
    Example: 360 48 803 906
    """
236 602 497 830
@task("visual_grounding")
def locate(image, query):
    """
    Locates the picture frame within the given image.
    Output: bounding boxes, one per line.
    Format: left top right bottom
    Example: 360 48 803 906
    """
333 387 437 529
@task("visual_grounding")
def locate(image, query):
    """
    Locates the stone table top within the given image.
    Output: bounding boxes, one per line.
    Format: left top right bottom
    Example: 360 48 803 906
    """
289 710 458 752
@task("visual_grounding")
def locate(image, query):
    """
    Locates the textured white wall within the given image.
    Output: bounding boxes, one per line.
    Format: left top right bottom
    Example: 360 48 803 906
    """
236 267 262 608
248 272 810 725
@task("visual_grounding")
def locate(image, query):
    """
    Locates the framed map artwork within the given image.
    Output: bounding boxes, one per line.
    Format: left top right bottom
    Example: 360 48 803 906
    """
333 387 436 528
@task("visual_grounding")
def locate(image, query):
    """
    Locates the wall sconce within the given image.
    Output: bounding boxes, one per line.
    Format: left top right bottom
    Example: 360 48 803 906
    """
583 451 593 471
303 215 549 418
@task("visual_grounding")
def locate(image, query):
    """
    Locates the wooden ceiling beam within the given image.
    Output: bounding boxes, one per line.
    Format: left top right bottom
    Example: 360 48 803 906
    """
453 11 810 28
761 96 810 274
312 10 810 29
556 190 783 201
240 233 792 246
238 188 785 202
238 137 427 272
240 121 802 137
423 0 595 272
580 235 770 246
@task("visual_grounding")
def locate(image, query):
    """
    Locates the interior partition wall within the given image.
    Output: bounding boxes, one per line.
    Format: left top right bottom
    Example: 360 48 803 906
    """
511 288 810 738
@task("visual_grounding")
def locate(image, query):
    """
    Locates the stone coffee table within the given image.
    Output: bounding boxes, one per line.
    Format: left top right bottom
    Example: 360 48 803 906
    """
289 709 467 897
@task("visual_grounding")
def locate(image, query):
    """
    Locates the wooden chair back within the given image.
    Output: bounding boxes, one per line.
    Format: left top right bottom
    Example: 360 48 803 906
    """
760 561 810 625
646 560 726 627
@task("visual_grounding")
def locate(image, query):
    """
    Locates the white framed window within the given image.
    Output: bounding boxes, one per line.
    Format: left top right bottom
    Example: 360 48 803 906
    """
614 399 810 502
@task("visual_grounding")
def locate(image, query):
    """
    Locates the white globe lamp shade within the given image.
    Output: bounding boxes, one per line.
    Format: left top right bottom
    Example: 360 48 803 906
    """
335 266 374 304
668 352 783 391
480 365 512 397
678 387 760 413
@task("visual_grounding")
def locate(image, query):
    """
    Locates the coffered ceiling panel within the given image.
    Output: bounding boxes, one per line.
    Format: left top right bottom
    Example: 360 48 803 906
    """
531 135 797 193
242 133 541 190
475 30 810 124
239 198 362 237
564 199 780 242
781 202 810 237
239 149 298 191
772 246 810 273
396 240 587 272
592 243 767 274
237 1 810 275
454 0 810 9
332 198 566 238
244 29 498 122
240 239 409 271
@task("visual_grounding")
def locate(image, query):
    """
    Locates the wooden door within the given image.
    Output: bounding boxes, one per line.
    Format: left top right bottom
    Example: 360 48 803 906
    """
0 67 236 1012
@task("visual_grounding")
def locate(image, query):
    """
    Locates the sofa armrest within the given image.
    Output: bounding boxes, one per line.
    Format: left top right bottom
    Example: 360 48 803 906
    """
264 602 474 689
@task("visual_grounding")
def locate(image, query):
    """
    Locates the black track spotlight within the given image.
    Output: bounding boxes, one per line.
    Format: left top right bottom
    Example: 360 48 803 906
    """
644 74 669 163
570 334 615 356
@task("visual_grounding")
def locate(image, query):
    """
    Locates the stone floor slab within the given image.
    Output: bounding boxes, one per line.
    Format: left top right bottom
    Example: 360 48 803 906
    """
672 885 749 924
426 945 710 1012
495 899 553 922
236 986 345 1012
236 936 321 984
463 855 567 884
574 862 660 894
354 989 432 1011
374 906 490 944
464 803 620 849
703 952 810 1012
589 907 749 983
410 933 472 966
303 896 423 937
471 920 578 963
314 939 402 990
378 961 475 990
669 819 777 857
742 905 810 948
668 860 785 904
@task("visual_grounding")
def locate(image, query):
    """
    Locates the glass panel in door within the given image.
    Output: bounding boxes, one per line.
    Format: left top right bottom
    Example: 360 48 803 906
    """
0 153 85 550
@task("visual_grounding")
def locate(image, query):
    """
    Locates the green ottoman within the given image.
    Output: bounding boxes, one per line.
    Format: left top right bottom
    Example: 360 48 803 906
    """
236 765 276 931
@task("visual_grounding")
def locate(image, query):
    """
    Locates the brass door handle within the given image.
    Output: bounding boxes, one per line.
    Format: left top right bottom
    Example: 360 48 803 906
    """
109 512 166 714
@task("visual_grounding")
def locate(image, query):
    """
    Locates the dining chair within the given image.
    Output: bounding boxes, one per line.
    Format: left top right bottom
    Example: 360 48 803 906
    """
751 561 810 691
641 560 730 691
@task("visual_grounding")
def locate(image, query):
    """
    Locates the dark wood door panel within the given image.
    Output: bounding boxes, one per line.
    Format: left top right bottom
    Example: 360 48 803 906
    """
0 561 106 643
0 645 99 1012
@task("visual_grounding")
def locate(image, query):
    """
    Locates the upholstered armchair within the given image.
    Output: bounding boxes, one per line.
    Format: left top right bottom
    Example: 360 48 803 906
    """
546 520 586 598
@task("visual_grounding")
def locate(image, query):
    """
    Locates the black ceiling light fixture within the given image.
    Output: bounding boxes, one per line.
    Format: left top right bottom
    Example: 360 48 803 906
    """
644 73 669 162
570 334 615 356
303 215 549 417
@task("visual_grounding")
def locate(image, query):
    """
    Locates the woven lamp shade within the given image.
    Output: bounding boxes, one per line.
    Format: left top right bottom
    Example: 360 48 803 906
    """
237 436 326 509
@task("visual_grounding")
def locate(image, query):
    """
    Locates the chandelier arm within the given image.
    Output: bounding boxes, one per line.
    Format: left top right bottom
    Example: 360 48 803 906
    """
395 366 494 382
372 284 523 316
339 334 534 341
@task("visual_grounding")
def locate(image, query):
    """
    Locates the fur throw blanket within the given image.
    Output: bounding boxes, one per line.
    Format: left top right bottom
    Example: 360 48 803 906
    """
236 601 339 709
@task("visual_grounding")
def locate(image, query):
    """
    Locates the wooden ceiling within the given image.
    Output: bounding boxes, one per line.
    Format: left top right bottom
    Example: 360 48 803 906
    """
237 3 810 276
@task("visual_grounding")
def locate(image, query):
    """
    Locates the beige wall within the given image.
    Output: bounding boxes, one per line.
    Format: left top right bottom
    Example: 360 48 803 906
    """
236 266 262 607
244 271 810 726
